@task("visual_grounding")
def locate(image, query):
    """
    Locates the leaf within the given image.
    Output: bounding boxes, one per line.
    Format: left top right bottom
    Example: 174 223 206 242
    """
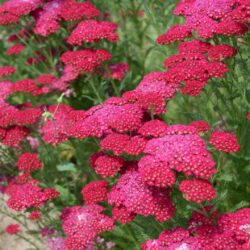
54 184 76 205
56 162 77 173
217 174 234 182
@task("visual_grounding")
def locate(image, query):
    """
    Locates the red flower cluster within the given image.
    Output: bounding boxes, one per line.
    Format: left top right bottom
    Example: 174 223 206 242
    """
0 66 16 78
28 210 41 220
81 180 108 205
108 168 175 222
42 102 143 144
139 125 216 187
123 72 178 115
179 179 216 203
6 44 25 56
5 180 59 211
111 206 136 224
60 49 111 76
5 224 21 235
0 102 41 147
34 0 99 37
61 205 114 250
100 133 147 156
16 153 43 172
189 121 210 134
173 0 249 39
0 0 248 248
0 0 42 25
142 207 250 250
157 24 192 44
67 20 119 45
162 40 230 96
0 126 28 147
90 153 124 178
209 130 241 153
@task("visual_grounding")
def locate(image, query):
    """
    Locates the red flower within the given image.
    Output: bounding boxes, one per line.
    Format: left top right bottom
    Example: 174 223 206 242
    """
208 44 235 61
178 40 212 54
60 0 100 21
209 130 240 153
34 0 61 37
112 206 136 224
100 133 130 155
6 180 49 211
182 80 207 96
1 126 29 147
16 172 31 184
60 49 112 75
91 153 124 178
139 155 176 187
108 169 175 222
158 227 190 247
179 179 216 203
5 224 21 235
81 180 108 205
189 121 210 134
141 125 216 183
28 211 41 220
67 20 118 45
138 119 168 138
17 153 43 172
62 205 113 249
6 44 24 55
156 24 192 45
0 66 16 78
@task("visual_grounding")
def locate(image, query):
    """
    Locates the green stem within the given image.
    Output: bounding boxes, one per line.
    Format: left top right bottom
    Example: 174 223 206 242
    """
89 80 103 103
16 234 41 250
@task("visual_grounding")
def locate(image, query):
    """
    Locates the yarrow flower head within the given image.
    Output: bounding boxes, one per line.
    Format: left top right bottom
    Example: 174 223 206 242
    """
179 179 216 203
90 153 124 178
138 125 216 188
108 168 175 222
0 66 16 78
138 119 168 138
207 44 235 61
59 0 100 21
156 24 192 45
189 121 210 134
209 130 240 153
100 133 147 156
28 210 42 220
16 153 43 172
173 0 249 39
1 126 29 147
81 180 108 205
60 49 112 75
6 180 58 211
123 72 178 115
111 206 136 224
6 44 25 56
0 0 42 25
5 224 21 235
61 205 114 250
67 20 119 45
